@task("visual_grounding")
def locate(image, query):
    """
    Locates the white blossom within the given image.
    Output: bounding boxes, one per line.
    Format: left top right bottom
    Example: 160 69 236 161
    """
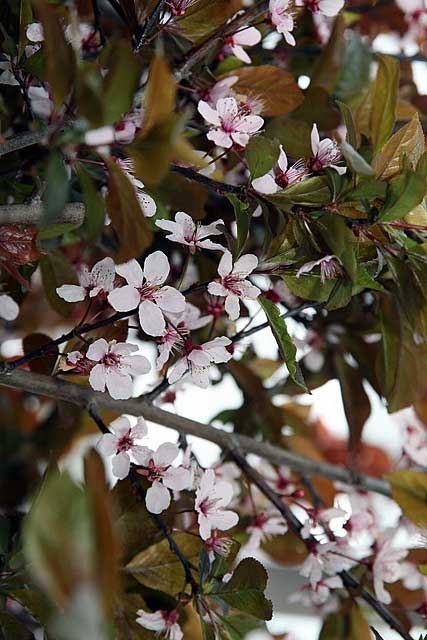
136 609 183 640
167 336 233 388
138 443 191 514
87 339 150 399
56 257 115 303
97 416 150 479
195 468 239 540
208 250 260 321
310 124 346 174
269 0 296 45
156 211 225 254
198 97 264 149
108 252 186 337
0 294 19 321
223 27 262 64
252 145 308 194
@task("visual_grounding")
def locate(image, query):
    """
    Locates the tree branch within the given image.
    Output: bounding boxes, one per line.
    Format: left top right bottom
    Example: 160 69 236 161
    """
0 125 61 158
171 165 245 196
0 368 391 497
174 1 269 81
0 203 85 226
135 0 168 51
230 448 413 640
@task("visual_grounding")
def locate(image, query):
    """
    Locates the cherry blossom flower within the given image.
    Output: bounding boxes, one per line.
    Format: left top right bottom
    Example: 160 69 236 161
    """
156 211 225 254
97 416 150 479
116 159 156 217
205 531 234 562
195 468 239 540
402 423 427 467
56 257 115 303
269 0 296 46
309 124 347 174
198 97 264 149
87 339 151 399
167 0 197 16
62 350 94 374
372 532 408 604
156 303 212 369
252 145 308 194
138 443 191 514
290 575 343 607
84 126 116 147
167 336 233 388
204 76 238 108
0 294 19 321
136 609 183 640
223 27 262 64
344 510 375 538
300 541 357 587
297 0 344 17
300 507 348 539
296 255 343 284
208 250 260 321
246 512 288 549
26 22 44 42
108 252 186 337
28 85 53 120
263 463 297 496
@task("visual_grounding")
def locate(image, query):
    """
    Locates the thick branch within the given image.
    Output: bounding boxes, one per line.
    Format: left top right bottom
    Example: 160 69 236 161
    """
0 125 60 158
0 368 391 497
0 203 85 226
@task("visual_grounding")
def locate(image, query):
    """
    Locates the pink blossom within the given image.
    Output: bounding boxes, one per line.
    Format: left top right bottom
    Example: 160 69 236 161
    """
167 336 233 388
195 468 239 540
263 464 297 496
56 257 115 303
0 294 19 321
156 303 212 369
297 0 344 17
108 252 186 337
310 124 346 174
138 443 191 514
300 507 348 539
296 255 343 284
84 126 116 147
269 0 296 46
252 145 308 194
208 250 260 321
223 27 262 64
62 350 94 374
205 531 234 562
204 76 238 108
246 512 288 549
300 541 357 587
87 339 151 399
198 97 264 149
402 423 427 467
156 211 225 254
290 575 343 607
372 532 408 604
344 510 375 537
97 416 150 479
116 159 156 217
136 609 183 640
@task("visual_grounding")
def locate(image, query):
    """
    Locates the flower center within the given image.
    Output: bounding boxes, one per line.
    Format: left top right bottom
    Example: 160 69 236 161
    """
102 352 120 368
199 496 220 516
222 274 243 295
117 430 134 453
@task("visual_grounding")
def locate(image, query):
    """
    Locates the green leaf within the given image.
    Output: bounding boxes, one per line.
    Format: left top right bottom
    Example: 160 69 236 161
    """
42 151 70 225
370 54 399 153
221 615 265 640
267 176 332 211
125 533 202 596
101 41 141 125
379 170 426 222
106 159 153 262
335 33 372 102
39 251 78 317
336 100 360 149
340 141 374 176
283 274 337 303
78 166 105 242
176 0 241 42
385 470 427 527
228 196 249 257
245 137 280 180
258 296 307 391
372 112 425 179
215 558 272 621
35 0 75 108
265 118 312 158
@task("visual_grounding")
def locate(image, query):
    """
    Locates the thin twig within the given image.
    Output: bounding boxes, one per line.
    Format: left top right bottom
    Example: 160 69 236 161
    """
135 0 168 51
229 447 413 640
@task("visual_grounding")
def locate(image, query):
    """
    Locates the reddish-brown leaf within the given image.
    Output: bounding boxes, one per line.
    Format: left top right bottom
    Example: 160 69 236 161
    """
0 226 40 265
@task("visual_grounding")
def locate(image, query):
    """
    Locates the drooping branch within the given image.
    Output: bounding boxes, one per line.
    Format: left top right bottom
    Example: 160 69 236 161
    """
230 448 413 640
0 368 391 497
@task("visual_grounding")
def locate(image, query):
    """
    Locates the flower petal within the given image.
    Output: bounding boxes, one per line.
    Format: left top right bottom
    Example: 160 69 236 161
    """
56 284 86 302
139 299 165 336
87 338 109 361
112 452 130 479
145 481 171 514
89 363 107 392
143 250 170 286
108 285 141 312
116 259 143 288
